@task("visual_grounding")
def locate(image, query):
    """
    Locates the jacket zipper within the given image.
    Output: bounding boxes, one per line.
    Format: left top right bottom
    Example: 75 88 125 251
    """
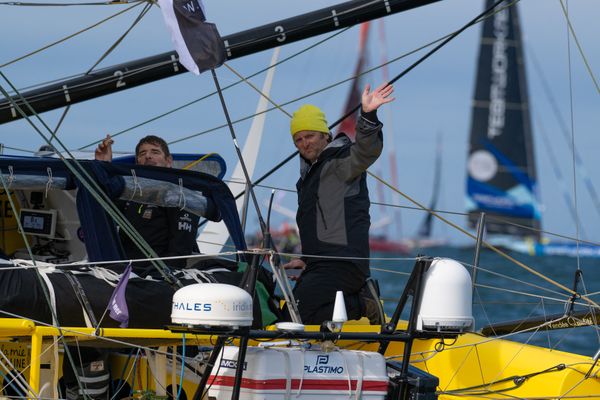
316 196 328 230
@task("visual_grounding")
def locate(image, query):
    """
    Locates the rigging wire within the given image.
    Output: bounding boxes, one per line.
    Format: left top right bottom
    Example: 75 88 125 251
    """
164 30 463 146
482 214 600 247
0 306 212 367
560 0 600 358
528 46 600 222
558 0 600 94
220 178 600 247
0 76 177 277
0 0 142 5
5 247 597 313
367 171 600 310
0 1 596 396
9 249 584 312
0 23 351 108
132 0 600 310
0 144 35 154
6 1 507 144
0 253 596 394
0 1 512 104
223 62 292 119
562 0 582 271
0 56 174 105
78 6 508 150
3 0 592 306
0 73 185 315
76 27 352 149
0 0 144 69
534 113 589 239
328 0 513 129
441 363 567 396
50 0 153 144
0 172 90 398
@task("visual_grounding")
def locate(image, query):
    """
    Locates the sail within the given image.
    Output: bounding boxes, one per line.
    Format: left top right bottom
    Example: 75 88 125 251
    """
466 0 540 239
336 23 371 141
197 48 280 254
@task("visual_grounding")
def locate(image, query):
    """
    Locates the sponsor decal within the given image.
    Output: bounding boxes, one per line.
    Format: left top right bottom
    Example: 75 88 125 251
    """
0 343 30 370
468 150 498 182
317 355 328 365
549 316 595 329
232 301 251 312
304 354 344 374
178 221 193 232
172 302 212 312
488 7 509 139
220 358 247 370
473 193 516 209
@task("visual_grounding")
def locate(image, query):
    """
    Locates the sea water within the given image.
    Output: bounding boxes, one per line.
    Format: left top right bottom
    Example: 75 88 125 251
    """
371 246 600 357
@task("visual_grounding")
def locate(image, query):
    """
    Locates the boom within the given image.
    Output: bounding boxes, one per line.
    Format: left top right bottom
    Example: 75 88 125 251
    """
0 0 440 124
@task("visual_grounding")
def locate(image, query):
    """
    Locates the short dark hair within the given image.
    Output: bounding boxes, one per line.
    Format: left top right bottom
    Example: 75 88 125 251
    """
135 135 171 158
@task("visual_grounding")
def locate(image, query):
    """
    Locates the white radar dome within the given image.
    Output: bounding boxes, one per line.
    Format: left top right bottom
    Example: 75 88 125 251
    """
416 258 474 333
171 283 253 328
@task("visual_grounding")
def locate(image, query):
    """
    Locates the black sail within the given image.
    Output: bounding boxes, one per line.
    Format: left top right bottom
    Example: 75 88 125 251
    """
466 0 540 239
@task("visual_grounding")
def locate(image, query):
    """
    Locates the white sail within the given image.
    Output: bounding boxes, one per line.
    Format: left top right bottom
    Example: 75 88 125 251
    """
197 48 281 254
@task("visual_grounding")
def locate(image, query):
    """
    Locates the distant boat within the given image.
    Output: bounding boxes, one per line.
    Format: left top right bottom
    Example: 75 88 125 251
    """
368 234 411 254
465 0 599 257
408 132 448 251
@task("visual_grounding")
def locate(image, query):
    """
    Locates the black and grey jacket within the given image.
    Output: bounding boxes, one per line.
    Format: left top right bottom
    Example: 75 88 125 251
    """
296 110 383 276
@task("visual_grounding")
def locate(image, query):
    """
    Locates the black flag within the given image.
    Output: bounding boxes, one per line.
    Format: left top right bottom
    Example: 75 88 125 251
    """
158 0 226 75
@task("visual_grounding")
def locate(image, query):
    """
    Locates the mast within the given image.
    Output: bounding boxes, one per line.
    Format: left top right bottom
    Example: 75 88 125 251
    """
0 0 440 124
465 0 540 239
417 132 442 238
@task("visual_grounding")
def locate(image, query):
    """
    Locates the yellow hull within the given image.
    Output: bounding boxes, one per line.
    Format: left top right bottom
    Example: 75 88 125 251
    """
1 318 598 399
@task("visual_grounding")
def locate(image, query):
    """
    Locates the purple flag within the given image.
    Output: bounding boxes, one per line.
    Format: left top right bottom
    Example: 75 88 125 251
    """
108 262 133 328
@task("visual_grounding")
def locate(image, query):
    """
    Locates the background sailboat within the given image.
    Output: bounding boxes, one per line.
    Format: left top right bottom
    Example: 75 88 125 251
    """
466 0 600 257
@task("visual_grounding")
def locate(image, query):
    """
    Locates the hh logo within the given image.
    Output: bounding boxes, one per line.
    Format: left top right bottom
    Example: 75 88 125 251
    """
316 355 329 365
178 221 192 232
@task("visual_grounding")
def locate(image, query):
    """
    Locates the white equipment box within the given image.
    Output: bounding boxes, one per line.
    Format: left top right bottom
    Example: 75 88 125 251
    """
208 346 388 399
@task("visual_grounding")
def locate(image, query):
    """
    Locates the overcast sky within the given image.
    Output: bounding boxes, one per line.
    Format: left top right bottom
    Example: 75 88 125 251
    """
1 0 599 246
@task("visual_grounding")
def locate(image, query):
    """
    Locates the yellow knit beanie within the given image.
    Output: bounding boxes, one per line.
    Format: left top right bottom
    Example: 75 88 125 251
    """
290 104 330 137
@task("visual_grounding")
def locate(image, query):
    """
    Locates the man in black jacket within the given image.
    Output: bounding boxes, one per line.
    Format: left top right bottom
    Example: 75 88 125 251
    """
284 83 394 325
95 135 199 275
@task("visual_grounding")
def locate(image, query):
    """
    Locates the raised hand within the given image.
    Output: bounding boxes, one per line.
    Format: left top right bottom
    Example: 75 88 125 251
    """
361 82 395 113
95 134 114 161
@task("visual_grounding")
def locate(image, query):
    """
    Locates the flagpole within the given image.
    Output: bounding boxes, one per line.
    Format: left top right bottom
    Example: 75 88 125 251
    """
157 0 298 324
210 68 269 241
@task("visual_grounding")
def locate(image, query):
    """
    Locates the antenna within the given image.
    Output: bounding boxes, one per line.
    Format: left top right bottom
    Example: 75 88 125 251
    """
325 291 348 332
